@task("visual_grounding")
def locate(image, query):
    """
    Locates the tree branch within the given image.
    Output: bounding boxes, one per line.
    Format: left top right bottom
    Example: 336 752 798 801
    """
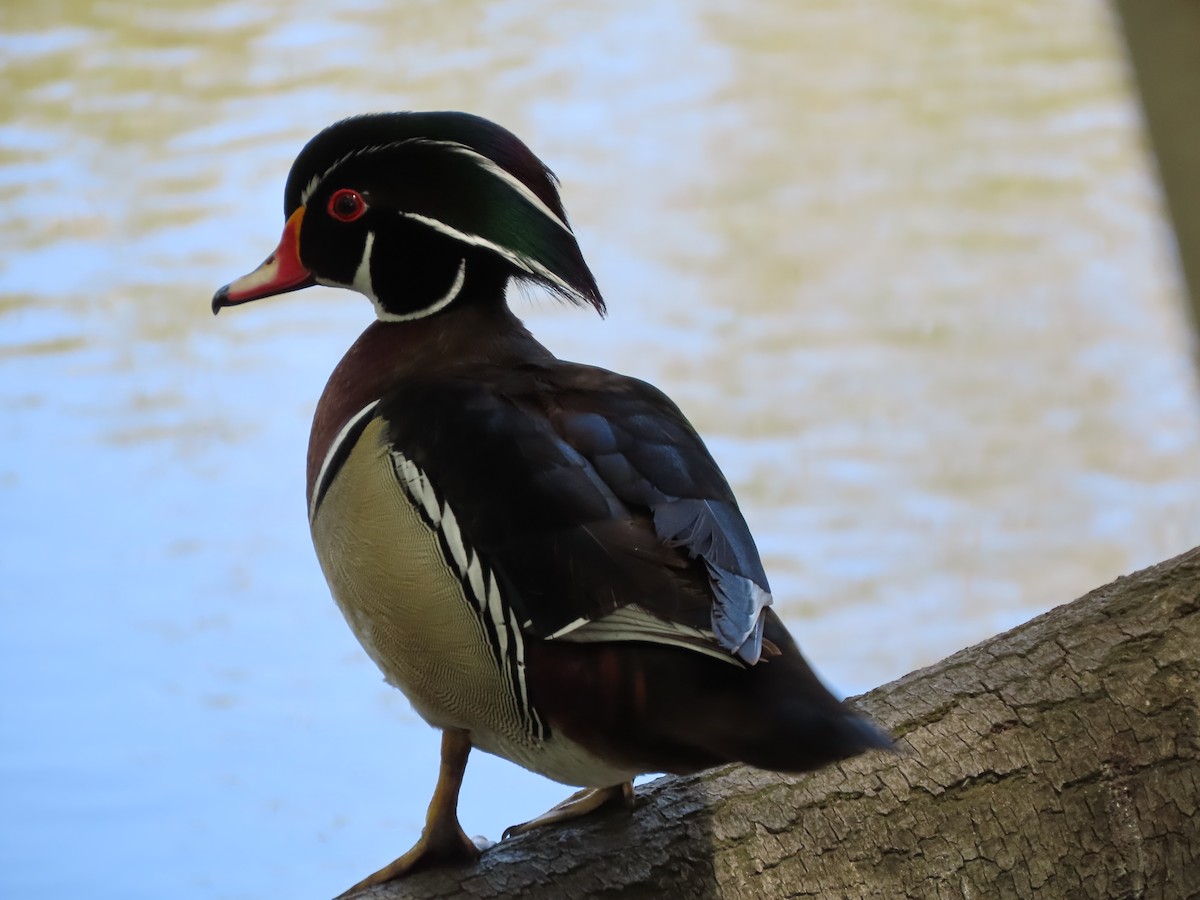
351 545 1200 899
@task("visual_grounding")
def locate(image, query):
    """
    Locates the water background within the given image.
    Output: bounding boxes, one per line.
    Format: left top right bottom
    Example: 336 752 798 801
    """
3 1 1199 897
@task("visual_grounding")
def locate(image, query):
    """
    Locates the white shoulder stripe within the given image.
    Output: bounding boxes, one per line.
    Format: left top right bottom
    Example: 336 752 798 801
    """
310 400 380 522
393 457 441 524
439 503 470 571
385 448 547 739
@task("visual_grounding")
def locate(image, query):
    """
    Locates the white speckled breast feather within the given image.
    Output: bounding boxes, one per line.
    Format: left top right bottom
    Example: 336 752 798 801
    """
309 415 635 787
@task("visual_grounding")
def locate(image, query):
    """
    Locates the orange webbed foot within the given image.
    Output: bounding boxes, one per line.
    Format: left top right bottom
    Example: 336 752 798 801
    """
337 729 481 897
502 781 634 840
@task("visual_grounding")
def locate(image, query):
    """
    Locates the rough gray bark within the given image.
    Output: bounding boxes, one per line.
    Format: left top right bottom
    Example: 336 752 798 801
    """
350 545 1200 900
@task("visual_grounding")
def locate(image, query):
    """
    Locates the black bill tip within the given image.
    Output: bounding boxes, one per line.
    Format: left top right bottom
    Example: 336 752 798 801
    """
211 285 231 316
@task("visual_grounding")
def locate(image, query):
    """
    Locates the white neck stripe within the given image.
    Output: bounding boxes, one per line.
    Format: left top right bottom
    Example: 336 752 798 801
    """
375 257 466 323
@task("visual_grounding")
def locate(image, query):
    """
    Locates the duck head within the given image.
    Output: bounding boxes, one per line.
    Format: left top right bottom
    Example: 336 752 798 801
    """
213 111 603 320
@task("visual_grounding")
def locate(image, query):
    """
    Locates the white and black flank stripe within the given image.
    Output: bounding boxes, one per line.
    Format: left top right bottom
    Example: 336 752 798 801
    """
389 449 547 741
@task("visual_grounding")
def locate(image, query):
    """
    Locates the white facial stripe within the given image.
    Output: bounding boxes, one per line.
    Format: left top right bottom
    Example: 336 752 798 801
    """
374 257 466 323
399 212 576 298
296 134 579 321
300 140 410 207
301 173 321 208
437 142 572 235
297 137 571 239
310 399 381 522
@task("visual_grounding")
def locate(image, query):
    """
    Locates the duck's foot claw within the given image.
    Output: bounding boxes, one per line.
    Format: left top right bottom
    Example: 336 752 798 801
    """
336 730 480 898
334 825 480 898
502 781 634 840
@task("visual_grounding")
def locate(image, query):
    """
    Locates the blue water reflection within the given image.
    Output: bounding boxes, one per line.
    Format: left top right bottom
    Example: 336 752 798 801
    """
3 2 1199 898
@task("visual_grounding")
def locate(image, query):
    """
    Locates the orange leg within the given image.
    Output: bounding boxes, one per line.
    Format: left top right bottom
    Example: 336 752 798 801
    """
502 781 634 840
337 729 481 898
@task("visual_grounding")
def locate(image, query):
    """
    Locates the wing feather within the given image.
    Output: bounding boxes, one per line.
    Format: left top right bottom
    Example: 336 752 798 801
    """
379 361 772 663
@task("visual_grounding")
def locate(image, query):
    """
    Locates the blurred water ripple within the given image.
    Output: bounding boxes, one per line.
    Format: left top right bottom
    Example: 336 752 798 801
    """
2 1 1198 897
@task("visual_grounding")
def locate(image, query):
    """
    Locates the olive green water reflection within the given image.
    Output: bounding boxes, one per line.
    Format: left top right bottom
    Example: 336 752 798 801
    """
2 1 1198 897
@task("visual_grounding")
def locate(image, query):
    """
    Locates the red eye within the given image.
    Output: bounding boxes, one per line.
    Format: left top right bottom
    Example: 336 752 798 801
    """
328 188 366 222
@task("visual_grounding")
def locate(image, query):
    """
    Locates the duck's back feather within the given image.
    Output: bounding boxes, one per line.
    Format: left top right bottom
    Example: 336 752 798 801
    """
377 359 770 661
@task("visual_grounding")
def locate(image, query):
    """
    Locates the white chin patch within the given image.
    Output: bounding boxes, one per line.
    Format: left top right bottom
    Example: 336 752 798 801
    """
353 230 377 302
315 231 379 302
325 229 467 323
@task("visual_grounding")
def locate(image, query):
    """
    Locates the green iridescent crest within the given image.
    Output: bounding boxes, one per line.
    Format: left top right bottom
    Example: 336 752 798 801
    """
287 112 604 314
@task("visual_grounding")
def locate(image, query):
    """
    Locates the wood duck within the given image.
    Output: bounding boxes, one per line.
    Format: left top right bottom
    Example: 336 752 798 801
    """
213 111 890 896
